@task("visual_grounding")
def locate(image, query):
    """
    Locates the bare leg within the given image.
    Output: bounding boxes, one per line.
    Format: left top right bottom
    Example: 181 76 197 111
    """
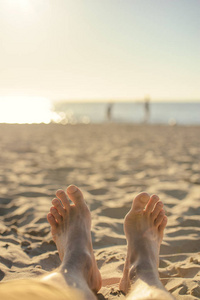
119 192 174 300
42 185 102 300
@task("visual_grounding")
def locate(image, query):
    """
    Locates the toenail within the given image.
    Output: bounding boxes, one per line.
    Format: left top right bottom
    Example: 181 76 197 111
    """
56 190 64 196
67 185 78 194
157 202 163 206
52 199 59 205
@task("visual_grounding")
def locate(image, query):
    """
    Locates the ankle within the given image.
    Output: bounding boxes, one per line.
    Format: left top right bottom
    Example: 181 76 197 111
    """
61 250 93 278
134 259 161 286
136 258 157 272
53 269 96 300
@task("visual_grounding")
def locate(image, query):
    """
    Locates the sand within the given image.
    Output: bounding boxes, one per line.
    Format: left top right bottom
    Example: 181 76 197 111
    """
0 123 200 299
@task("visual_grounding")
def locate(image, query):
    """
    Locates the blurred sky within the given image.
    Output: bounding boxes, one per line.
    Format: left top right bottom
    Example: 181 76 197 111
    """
0 0 199 101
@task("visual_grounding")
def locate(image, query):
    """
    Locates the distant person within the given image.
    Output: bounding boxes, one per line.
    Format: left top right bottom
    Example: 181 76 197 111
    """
0 185 174 300
106 103 113 122
144 96 150 123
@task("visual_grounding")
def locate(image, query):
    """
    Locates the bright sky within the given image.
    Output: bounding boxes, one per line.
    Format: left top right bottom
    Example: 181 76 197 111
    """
0 0 199 101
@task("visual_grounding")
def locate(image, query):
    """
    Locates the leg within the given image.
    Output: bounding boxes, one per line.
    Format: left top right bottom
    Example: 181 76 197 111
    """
119 193 174 300
42 185 102 300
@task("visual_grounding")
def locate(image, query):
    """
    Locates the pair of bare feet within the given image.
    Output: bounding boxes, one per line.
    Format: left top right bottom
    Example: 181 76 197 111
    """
47 185 168 298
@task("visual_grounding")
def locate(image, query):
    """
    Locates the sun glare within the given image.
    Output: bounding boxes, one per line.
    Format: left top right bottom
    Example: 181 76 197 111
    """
3 0 37 25
0 97 55 124
7 0 32 12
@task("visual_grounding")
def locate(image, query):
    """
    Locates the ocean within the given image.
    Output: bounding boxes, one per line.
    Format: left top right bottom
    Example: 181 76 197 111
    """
53 101 200 125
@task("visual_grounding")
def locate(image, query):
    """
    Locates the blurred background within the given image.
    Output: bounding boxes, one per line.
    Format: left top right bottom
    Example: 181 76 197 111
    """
0 0 199 125
0 2 200 294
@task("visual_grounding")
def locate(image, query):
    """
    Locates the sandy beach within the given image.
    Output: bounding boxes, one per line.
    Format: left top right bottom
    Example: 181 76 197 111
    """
0 123 199 299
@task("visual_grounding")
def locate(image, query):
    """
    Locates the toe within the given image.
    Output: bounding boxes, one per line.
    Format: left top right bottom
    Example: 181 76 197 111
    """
47 213 57 228
66 185 85 208
50 207 63 223
52 198 66 217
159 215 168 233
56 189 70 211
154 209 165 227
151 201 164 220
131 192 150 213
145 194 159 214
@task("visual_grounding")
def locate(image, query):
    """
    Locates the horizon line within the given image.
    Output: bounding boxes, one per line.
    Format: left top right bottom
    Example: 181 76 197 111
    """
53 98 200 103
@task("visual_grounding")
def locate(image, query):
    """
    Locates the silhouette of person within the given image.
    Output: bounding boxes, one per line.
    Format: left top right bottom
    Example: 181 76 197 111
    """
144 96 150 123
106 103 113 122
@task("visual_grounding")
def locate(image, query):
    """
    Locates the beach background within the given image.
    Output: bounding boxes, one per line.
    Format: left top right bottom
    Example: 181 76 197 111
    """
0 122 200 299
0 0 200 299
53 101 200 125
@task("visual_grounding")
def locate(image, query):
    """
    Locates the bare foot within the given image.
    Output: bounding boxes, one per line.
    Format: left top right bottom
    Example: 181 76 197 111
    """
47 185 102 293
119 192 167 294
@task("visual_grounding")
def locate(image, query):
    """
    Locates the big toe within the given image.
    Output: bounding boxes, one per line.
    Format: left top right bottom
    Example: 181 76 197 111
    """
66 185 85 208
131 192 150 213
